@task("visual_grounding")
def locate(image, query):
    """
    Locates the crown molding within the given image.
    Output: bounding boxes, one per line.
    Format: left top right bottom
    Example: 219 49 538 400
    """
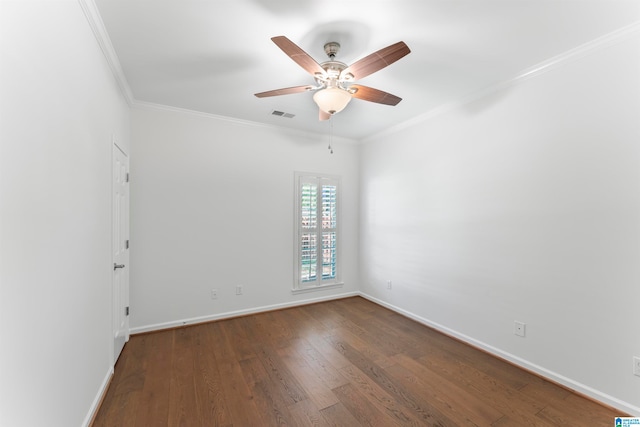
514 20 640 82
77 0 134 105
131 101 360 145
362 20 640 144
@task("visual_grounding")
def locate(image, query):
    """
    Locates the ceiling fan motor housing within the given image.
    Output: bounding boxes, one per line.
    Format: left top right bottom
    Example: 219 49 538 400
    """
317 61 348 83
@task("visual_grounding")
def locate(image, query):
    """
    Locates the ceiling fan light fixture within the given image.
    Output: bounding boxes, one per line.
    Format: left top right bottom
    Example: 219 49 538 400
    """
313 87 352 115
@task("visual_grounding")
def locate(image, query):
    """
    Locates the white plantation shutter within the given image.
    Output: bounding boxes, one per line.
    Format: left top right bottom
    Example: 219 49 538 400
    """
321 184 337 280
295 173 341 289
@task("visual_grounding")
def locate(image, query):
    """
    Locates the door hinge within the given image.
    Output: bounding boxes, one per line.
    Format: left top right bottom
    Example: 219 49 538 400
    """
125 173 130 183
125 306 130 316
125 239 129 249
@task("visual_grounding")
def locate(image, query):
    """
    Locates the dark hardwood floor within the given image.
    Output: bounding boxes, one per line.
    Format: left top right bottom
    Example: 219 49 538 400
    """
92 297 621 426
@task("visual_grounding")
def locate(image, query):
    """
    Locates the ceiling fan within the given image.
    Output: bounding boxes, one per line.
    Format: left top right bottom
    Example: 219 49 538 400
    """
254 36 411 120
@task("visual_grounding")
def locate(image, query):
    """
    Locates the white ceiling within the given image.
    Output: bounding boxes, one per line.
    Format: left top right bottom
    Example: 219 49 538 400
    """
94 0 640 140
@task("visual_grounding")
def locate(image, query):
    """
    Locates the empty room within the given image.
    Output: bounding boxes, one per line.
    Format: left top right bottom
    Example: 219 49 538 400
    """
1 0 639 426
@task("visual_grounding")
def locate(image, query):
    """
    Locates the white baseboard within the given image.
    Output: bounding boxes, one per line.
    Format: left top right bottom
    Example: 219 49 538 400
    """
359 292 640 417
130 291 359 335
82 366 114 427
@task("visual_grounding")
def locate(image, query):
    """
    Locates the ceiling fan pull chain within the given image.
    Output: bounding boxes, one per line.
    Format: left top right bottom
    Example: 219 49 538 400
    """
329 118 334 154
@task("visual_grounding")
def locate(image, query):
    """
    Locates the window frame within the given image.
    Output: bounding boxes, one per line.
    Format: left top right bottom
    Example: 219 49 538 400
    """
293 172 343 294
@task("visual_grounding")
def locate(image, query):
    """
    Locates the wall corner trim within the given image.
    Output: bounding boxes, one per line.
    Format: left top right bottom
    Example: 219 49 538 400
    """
77 0 135 105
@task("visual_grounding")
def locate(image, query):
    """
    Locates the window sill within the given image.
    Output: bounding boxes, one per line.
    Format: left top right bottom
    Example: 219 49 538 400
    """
291 282 344 295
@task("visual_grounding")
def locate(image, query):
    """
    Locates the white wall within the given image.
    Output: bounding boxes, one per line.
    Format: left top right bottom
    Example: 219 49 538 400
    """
360 32 640 413
130 106 359 331
0 1 130 426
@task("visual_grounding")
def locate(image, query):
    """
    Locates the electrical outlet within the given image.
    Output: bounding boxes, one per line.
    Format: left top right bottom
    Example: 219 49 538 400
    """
211 289 217 299
514 321 526 337
387 280 392 290
633 356 640 377
236 285 243 295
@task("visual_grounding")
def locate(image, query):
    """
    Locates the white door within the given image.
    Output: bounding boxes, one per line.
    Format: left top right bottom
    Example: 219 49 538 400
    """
113 142 130 363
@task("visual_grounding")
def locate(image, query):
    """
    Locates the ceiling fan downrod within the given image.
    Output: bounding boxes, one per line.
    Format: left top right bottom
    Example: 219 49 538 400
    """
323 42 340 60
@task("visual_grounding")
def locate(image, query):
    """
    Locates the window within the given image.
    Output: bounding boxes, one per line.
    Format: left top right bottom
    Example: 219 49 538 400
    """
294 172 342 292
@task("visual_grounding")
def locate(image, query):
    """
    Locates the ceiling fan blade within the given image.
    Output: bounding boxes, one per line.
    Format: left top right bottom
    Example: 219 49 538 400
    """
349 84 402 106
342 41 410 81
271 36 326 78
254 85 315 98
319 109 331 121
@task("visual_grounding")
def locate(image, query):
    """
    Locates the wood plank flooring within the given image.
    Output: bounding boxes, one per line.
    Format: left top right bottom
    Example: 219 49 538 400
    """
92 297 621 426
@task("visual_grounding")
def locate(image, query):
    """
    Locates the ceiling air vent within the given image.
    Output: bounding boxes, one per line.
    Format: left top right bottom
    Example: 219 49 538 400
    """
271 110 295 118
